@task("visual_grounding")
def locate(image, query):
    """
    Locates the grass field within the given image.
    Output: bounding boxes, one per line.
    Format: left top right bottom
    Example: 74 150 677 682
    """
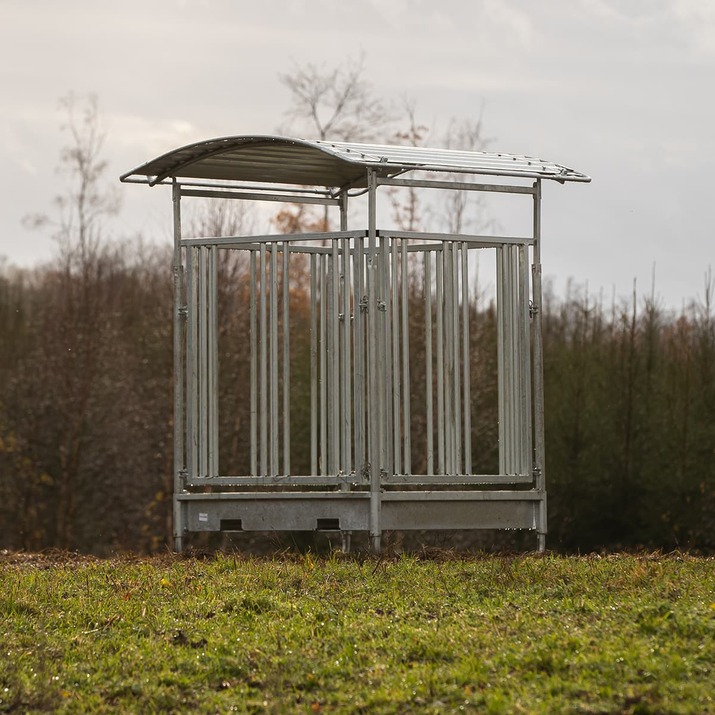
1 550 714 714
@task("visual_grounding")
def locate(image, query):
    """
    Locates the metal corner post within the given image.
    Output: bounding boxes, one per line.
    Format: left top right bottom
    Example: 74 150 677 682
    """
339 191 353 553
531 179 547 552
367 169 382 553
172 180 186 552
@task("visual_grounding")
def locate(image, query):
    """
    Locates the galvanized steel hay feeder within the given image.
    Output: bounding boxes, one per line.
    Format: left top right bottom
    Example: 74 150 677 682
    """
121 136 589 552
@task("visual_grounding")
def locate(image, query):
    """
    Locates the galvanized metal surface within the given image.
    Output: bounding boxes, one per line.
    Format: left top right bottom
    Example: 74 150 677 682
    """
120 135 591 188
179 226 540 548
123 135 590 553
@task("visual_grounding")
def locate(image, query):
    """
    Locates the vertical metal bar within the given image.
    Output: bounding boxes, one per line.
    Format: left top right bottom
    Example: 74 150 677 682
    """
373 234 387 476
259 243 268 476
339 191 352 553
401 238 412 475
499 243 526 478
443 242 454 475
208 246 219 477
282 242 291 476
172 181 185 551
520 243 532 476
198 246 208 478
249 250 257 476
511 246 520 474
375 235 387 474
326 249 334 474
532 179 547 551
367 169 381 552
186 246 199 479
496 246 506 475
310 253 318 475
391 238 401 474
319 254 327 474
436 249 445 475
505 246 513 475
354 234 365 479
331 240 340 475
424 251 434 475
270 245 279 476
385 239 404 474
452 240 461 474
512 246 521 474
341 235 352 476
462 242 472 475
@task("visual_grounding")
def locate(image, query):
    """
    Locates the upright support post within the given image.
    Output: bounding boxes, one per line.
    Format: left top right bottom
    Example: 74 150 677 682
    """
339 192 352 553
532 179 547 552
330 240 340 475
367 170 382 553
172 181 186 552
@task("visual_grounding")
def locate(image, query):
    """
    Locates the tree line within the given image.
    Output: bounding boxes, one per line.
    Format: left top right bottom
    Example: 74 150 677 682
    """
1 67 713 554
2 233 713 553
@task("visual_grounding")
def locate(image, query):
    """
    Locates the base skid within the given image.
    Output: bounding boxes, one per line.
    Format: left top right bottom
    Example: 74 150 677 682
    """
178 490 544 534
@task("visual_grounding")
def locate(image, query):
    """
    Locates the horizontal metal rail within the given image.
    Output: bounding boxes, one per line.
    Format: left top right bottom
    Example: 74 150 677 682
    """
377 229 534 246
178 489 543 502
377 176 538 195
181 230 366 248
183 472 533 487
122 174 339 196
180 187 340 205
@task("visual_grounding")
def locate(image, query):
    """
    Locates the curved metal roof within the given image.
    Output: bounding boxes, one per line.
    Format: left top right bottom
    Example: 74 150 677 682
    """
120 135 590 188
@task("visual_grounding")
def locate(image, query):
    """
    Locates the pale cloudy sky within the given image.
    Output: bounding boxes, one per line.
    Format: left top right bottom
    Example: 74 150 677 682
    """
1 0 713 307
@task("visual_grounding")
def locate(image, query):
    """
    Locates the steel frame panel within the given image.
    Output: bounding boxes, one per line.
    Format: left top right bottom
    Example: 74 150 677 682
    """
173 220 543 551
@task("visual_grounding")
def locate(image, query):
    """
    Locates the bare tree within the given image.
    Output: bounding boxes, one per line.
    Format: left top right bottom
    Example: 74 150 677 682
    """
16 94 128 549
279 54 391 142
440 111 492 235
25 94 120 271
389 98 430 232
277 56 395 232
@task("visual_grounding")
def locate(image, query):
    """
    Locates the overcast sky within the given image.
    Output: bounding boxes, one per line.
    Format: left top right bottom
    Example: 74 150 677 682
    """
1 0 713 308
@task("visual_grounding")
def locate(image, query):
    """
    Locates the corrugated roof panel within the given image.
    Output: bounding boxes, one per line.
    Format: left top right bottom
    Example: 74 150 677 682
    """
316 140 588 181
120 135 590 188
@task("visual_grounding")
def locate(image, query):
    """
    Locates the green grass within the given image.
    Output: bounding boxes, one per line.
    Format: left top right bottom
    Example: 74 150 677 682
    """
1 551 714 714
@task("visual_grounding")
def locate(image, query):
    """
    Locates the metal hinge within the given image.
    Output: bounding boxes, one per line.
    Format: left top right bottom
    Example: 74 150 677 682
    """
377 300 386 312
178 305 188 318
359 296 369 313
529 301 539 318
